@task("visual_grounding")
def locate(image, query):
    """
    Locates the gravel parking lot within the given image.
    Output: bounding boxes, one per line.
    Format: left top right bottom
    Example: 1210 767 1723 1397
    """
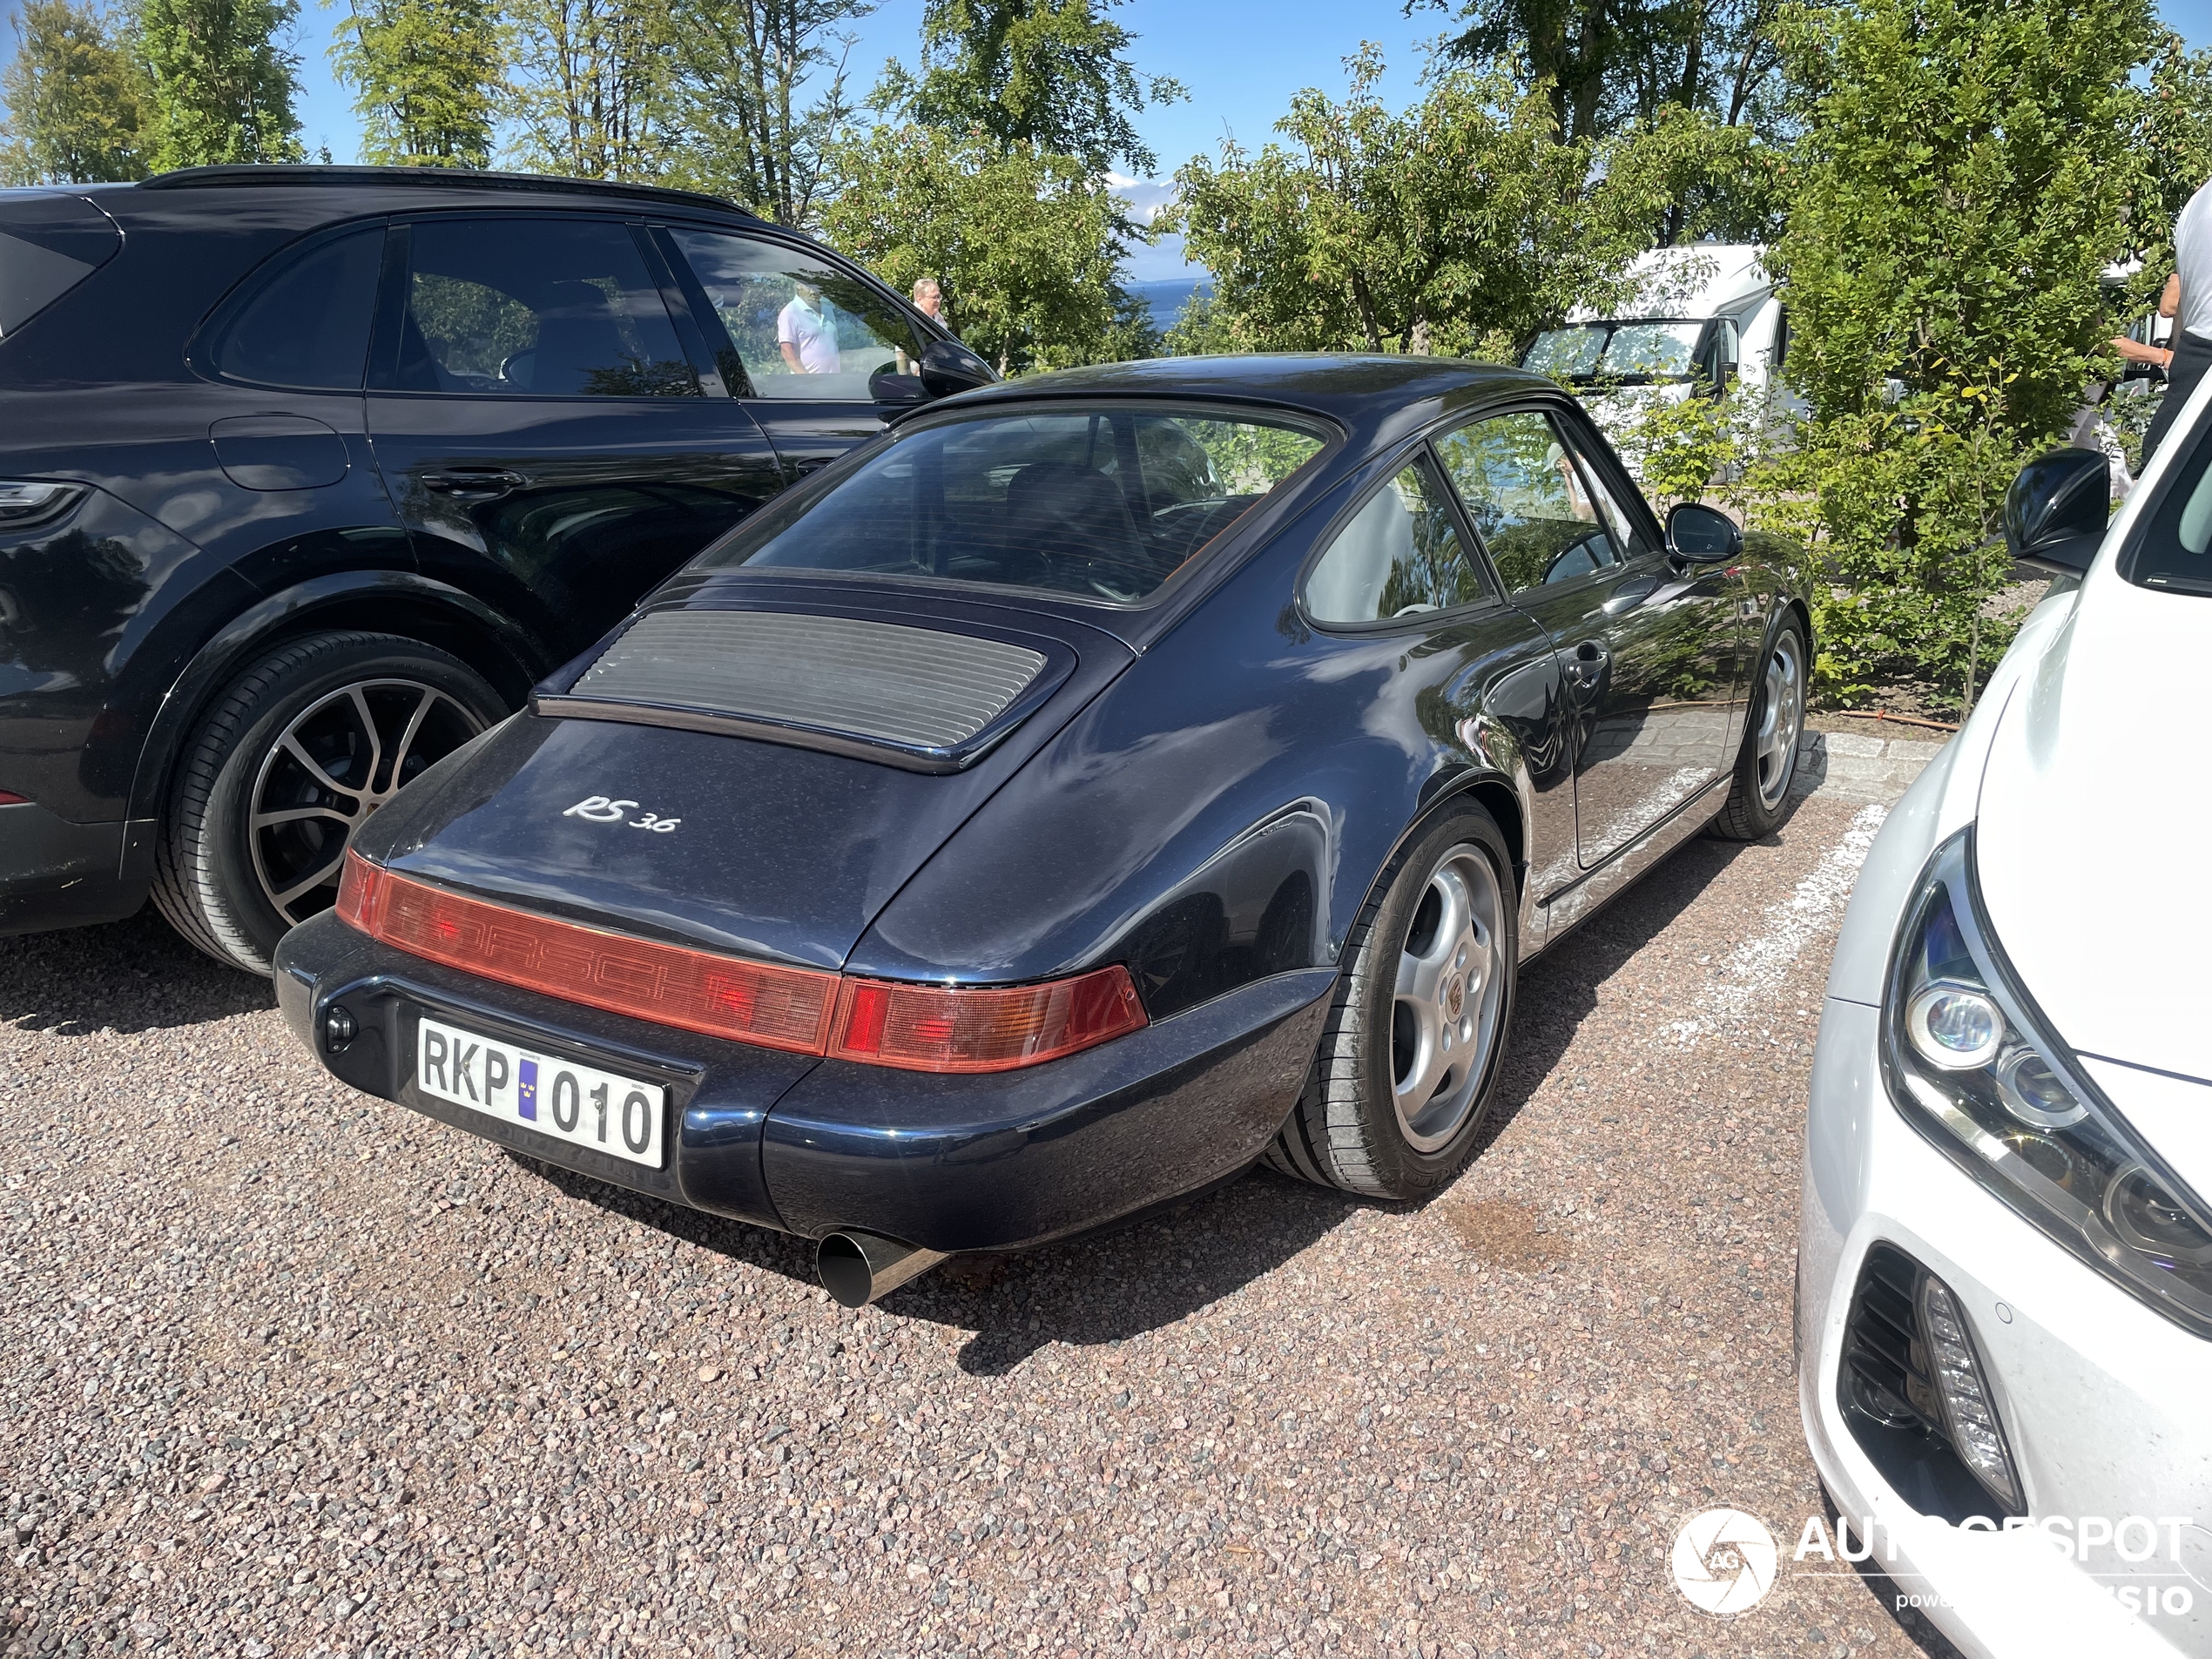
3 738 1952 1659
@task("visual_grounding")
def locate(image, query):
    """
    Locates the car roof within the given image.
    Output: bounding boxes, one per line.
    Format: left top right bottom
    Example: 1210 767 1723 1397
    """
921 354 1557 430
123 164 764 223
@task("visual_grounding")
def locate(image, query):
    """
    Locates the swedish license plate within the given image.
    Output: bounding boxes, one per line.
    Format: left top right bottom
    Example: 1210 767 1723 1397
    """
415 1015 667 1170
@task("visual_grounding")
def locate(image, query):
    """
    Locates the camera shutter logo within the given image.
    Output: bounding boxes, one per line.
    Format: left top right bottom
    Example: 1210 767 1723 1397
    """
1671 1507 1779 1614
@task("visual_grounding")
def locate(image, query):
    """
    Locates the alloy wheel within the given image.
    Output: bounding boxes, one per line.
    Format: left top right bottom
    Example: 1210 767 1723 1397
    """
248 679 486 926
1390 844 1507 1153
1755 629 1804 811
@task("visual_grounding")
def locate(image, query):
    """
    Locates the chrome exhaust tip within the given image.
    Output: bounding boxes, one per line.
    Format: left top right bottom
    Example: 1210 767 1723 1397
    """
816 1231 948 1308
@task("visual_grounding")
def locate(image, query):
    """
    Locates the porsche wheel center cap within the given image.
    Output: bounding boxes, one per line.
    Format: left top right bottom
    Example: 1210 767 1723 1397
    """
1443 974 1466 1021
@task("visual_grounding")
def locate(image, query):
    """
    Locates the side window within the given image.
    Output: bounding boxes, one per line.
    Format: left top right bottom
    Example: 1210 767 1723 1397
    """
1556 427 1659 563
1303 453 1487 625
212 226 384 389
1433 411 1624 594
670 228 921 401
390 219 696 398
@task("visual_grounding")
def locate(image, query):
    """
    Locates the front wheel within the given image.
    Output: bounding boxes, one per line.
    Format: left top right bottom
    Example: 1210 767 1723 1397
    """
152 631 507 974
1711 614 1807 841
1265 806 1518 1200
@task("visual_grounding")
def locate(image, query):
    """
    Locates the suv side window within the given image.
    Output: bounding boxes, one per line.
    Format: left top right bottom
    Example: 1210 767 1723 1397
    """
211 226 384 389
669 228 921 400
1303 452 1488 625
1434 410 1625 594
389 219 696 397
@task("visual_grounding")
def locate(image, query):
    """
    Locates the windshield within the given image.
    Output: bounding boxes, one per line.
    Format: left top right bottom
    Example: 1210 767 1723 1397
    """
2133 427 2212 594
1522 320 1705 383
699 407 1329 604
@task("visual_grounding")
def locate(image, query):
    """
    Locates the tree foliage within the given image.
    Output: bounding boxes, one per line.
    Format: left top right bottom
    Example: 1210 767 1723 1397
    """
0 0 150 182
1167 50 1765 360
820 121 1134 373
882 0 1182 175
2142 31 2212 236
657 0 872 226
1770 0 2156 705
1419 0 1790 142
331 0 502 167
508 0 671 179
138 0 302 165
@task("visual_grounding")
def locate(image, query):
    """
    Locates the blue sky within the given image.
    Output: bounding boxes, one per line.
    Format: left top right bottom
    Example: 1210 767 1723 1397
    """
12 0 2212 279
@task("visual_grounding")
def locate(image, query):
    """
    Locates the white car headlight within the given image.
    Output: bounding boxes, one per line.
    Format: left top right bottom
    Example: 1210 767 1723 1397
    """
1885 829 2212 1338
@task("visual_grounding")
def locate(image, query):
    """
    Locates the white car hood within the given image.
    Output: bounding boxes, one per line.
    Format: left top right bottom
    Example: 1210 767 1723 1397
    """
1975 567 2212 1089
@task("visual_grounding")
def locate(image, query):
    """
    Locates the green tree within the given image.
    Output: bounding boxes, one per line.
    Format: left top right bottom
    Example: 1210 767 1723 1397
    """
881 0 1182 175
0 0 151 182
508 0 670 180
1419 0 1789 143
2143 32 2212 232
1167 49 1669 359
658 0 872 226
820 121 1132 373
138 0 302 166
330 0 501 167
1770 0 2155 705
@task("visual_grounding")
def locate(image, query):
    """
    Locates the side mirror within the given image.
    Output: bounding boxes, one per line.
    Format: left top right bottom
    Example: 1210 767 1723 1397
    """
919 337 995 399
1666 501 1743 563
867 364 927 403
2005 448 2108 577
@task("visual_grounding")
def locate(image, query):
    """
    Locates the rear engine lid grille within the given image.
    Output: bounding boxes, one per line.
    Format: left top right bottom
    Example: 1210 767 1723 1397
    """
536 608 1069 772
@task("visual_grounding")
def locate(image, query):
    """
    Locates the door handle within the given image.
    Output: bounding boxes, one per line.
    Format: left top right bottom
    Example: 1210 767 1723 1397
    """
1602 575 1661 616
421 469 524 501
1564 638 1609 690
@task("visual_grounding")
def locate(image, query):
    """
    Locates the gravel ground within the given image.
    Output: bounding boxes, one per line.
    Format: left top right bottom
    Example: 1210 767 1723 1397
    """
2 790 1954 1659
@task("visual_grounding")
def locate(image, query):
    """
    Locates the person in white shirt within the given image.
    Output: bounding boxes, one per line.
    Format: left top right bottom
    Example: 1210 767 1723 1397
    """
777 282 840 375
912 276 944 323
2141 184 2212 462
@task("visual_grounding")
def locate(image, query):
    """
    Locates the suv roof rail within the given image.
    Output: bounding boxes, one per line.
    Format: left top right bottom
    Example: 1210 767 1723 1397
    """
136 164 764 221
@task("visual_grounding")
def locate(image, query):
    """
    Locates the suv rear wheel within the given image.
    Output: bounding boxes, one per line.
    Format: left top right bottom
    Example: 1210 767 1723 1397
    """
152 631 506 974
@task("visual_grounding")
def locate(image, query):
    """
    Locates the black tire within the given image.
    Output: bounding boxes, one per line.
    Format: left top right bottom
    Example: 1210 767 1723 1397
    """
152 631 507 974
1710 613 1809 842
1265 805 1518 1200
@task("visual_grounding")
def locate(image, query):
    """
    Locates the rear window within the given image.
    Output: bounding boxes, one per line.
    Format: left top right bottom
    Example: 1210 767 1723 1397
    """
0 192 120 337
699 407 1328 604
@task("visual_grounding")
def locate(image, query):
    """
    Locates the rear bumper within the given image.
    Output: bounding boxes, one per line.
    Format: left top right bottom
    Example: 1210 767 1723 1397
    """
0 802 153 934
273 910 1334 1253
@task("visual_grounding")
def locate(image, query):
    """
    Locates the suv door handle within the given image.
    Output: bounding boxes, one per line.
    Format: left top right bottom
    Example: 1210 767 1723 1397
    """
421 469 524 501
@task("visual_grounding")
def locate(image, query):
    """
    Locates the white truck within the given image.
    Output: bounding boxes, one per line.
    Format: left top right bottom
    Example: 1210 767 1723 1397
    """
1519 243 1801 448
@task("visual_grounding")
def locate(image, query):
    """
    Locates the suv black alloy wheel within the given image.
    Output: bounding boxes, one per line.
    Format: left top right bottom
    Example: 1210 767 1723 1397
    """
152 632 507 974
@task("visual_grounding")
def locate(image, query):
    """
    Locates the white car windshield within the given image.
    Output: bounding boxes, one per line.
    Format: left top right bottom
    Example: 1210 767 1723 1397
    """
700 407 1329 604
1523 320 1705 383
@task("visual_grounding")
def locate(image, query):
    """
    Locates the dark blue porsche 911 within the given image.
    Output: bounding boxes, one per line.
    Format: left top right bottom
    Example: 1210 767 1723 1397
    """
273 354 1811 1305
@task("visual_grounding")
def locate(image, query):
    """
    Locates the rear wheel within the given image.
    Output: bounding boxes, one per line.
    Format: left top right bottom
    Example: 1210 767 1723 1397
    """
152 632 505 974
1266 806 1517 1199
1711 615 1807 841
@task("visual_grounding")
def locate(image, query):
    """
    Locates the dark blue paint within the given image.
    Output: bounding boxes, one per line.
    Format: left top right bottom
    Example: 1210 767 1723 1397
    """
273 356 1816 1254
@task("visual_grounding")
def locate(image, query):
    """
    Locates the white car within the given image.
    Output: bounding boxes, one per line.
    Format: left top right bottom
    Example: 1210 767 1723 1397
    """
1798 392 2212 1656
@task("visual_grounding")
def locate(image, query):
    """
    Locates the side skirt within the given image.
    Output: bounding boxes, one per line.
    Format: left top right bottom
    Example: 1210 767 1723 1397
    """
1525 772 1732 954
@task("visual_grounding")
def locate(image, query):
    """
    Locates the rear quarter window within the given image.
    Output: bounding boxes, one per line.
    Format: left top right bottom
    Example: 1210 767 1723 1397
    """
202 226 385 390
0 192 121 337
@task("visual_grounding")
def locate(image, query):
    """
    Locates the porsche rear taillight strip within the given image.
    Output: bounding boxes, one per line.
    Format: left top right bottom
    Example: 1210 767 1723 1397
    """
334 852 1146 1072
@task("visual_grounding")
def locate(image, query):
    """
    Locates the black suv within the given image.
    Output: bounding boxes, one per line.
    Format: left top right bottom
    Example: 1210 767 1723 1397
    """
0 165 990 971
